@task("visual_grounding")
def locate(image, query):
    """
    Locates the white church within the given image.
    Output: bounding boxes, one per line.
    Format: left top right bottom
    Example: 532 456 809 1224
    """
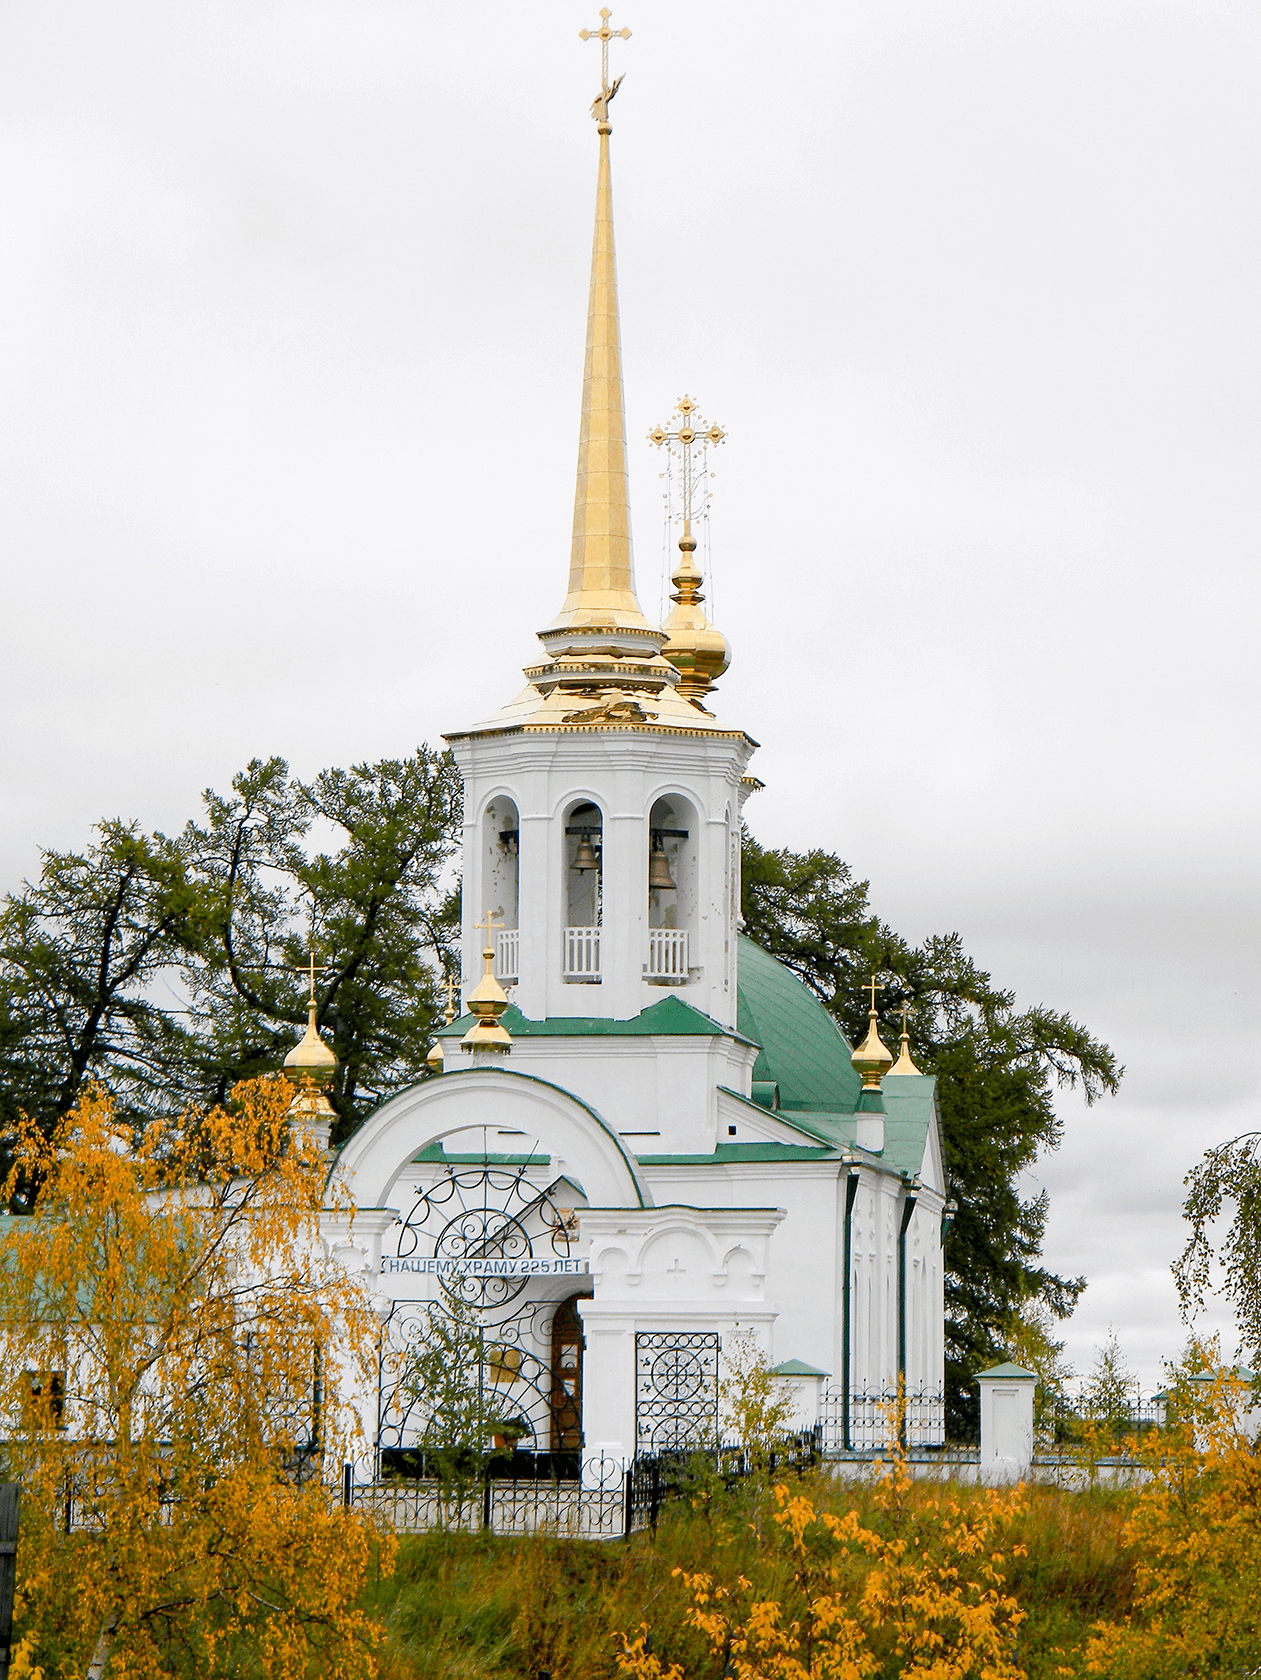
311 28 948 1475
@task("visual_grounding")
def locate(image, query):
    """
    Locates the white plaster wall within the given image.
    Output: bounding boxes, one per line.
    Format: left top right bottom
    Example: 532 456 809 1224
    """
467 1033 758 1156
450 730 755 1028
578 1205 783 1458
641 1163 841 1380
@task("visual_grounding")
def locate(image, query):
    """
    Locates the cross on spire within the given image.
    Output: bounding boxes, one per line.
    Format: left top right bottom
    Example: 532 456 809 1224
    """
580 8 631 123
864 974 885 1013
648 395 726 536
474 909 503 955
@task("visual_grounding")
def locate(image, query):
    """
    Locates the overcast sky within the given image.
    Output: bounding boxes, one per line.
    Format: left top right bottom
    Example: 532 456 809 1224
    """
1 1 1256 1386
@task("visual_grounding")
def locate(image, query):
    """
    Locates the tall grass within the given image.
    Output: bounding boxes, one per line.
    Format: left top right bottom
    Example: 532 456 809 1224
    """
367 1472 1137 1679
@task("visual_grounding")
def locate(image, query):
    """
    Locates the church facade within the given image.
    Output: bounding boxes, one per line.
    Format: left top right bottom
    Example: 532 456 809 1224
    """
321 44 946 1475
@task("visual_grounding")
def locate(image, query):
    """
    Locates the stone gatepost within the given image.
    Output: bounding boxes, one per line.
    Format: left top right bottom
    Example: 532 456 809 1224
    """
977 1362 1036 1482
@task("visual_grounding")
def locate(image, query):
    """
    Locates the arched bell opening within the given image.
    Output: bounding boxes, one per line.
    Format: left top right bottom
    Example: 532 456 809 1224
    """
480 796 520 985
563 800 602 983
646 794 697 985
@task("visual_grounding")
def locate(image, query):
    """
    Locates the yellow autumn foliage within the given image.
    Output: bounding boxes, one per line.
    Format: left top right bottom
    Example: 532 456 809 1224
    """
0 1080 394 1680
617 1455 1028 1680
1081 1364 1261 1678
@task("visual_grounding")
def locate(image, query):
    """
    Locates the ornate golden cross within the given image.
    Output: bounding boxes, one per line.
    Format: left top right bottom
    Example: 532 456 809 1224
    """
474 909 503 953
647 395 726 533
580 7 631 120
864 974 885 1013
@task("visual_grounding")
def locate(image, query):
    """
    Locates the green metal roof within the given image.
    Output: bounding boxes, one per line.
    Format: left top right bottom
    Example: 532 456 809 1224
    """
411 1145 550 1166
978 1362 1037 1380
772 1359 830 1378
437 994 737 1040
427 938 935 1184
736 936 862 1113
637 1141 834 1166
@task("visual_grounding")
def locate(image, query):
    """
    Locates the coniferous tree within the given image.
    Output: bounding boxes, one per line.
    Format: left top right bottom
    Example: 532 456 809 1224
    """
739 832 1121 1433
0 746 461 1171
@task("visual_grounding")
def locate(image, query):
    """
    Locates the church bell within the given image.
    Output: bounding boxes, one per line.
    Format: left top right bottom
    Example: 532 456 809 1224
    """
648 836 676 892
573 834 600 872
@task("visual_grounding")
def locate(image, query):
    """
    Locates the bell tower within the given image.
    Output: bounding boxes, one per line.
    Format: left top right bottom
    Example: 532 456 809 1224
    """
445 12 756 1028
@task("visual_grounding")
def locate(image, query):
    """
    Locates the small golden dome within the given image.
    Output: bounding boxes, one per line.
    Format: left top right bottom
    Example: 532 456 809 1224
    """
461 935 513 1055
283 1003 338 1087
889 1007 922 1077
660 530 730 703
851 1008 894 1091
426 1038 445 1073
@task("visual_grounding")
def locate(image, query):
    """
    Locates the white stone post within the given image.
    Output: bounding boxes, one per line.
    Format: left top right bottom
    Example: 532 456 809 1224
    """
977 1362 1036 1482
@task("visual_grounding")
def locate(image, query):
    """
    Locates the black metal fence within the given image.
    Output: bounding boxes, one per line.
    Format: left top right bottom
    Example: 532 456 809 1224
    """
352 1429 822 1541
817 1388 950 1454
1045 1394 1168 1447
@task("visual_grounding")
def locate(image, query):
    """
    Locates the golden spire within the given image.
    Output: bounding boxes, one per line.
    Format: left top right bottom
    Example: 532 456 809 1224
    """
461 912 513 1055
283 948 337 1145
649 395 730 703
889 1003 922 1077
851 975 893 1093
537 11 670 672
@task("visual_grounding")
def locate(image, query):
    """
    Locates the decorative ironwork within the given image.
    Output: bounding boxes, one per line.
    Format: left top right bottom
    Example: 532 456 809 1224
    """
373 1165 593 1474
635 1331 719 1452
395 1163 576 1309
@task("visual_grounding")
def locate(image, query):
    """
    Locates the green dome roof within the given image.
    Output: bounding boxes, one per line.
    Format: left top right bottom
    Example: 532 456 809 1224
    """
736 936 861 1114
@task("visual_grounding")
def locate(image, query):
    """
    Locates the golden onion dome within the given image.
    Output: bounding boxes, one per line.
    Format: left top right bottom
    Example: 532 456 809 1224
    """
660 531 730 704
283 1002 338 1088
850 1008 894 1091
461 935 513 1055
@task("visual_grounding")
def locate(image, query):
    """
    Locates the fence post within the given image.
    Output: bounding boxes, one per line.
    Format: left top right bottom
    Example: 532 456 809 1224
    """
978 1363 1036 1483
342 1464 352 1508
482 1476 492 1533
623 1465 633 1539
0 1484 19 1680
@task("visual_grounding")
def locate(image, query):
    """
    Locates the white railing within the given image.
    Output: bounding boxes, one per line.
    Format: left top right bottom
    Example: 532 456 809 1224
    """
646 928 689 980
495 928 519 984
564 926 601 979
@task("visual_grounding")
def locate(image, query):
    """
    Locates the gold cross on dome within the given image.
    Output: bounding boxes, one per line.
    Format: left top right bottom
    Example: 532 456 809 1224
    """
580 7 631 121
474 909 503 954
864 974 885 1013
647 394 726 532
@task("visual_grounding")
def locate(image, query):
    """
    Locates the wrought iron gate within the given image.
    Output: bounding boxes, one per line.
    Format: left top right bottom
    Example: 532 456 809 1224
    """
634 1331 719 1452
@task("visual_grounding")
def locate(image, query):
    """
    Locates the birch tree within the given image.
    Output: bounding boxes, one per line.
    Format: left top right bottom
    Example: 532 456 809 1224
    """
0 1078 392 1680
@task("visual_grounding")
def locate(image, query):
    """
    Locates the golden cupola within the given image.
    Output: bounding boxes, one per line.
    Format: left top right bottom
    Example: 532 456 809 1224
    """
461 914 513 1056
888 1004 923 1077
283 955 338 1148
851 977 893 1114
649 395 731 705
660 529 730 702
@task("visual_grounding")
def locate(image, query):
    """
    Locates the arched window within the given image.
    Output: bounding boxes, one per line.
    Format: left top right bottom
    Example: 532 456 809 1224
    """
481 796 520 985
646 795 697 984
563 800 602 982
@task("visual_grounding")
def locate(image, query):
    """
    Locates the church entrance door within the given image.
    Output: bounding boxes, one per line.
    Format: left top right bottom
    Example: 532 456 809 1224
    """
549 1293 590 1451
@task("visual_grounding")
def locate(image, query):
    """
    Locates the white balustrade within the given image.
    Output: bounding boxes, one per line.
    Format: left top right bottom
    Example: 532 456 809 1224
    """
646 928 689 980
495 928 520 984
564 926 601 979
